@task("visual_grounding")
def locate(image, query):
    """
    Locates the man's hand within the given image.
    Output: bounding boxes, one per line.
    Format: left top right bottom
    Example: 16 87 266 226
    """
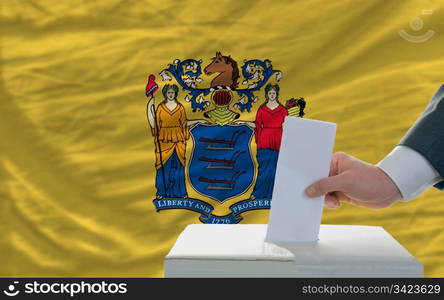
305 152 402 209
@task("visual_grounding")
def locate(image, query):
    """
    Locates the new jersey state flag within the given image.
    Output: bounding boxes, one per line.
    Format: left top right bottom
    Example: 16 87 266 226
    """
1 0 444 277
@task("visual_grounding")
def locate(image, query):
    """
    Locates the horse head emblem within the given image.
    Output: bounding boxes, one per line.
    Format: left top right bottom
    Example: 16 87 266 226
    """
204 52 240 89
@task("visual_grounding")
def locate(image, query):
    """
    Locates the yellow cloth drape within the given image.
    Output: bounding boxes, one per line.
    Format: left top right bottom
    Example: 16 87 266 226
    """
152 103 189 169
1 0 444 277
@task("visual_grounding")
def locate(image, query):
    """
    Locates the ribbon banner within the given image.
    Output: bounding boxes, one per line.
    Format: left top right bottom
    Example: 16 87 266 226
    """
153 198 271 224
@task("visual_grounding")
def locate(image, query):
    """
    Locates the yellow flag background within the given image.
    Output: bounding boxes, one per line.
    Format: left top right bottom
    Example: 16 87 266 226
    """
1 0 444 277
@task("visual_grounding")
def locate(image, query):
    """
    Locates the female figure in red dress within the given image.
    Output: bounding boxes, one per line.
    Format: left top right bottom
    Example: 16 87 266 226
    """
251 83 288 199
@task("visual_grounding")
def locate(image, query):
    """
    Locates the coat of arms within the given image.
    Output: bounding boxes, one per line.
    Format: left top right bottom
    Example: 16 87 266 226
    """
145 52 306 223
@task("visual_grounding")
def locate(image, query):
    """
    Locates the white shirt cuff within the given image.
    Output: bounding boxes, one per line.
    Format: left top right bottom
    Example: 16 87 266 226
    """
377 146 443 201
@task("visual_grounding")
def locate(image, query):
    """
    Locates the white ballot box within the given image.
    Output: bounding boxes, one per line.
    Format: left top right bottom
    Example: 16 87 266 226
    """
164 224 423 277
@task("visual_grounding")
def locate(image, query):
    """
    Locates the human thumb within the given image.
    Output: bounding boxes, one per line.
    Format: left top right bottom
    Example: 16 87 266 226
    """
305 174 347 197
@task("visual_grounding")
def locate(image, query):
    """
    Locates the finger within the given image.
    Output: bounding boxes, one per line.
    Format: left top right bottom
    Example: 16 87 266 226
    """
328 156 338 177
305 173 348 197
330 190 396 209
343 197 395 209
324 193 340 209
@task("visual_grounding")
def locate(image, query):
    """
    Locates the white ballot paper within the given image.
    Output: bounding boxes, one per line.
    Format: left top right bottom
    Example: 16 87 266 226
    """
266 117 337 243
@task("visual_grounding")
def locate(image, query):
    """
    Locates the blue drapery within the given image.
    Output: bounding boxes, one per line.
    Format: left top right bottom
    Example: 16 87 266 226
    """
155 151 187 198
251 149 279 199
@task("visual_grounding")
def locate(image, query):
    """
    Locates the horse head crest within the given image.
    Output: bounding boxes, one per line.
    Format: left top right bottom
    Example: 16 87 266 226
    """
204 52 239 89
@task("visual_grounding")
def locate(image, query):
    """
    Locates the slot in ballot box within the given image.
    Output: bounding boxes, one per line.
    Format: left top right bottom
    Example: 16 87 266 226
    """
164 224 423 277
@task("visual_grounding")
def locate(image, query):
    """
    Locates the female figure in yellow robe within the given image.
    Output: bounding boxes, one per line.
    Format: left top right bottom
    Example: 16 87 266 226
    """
147 84 204 198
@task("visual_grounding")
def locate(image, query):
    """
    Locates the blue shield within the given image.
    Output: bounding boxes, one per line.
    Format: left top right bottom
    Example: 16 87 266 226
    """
189 124 255 203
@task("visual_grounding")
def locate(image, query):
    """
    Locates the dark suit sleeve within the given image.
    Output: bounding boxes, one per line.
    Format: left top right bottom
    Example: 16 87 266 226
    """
399 84 444 190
